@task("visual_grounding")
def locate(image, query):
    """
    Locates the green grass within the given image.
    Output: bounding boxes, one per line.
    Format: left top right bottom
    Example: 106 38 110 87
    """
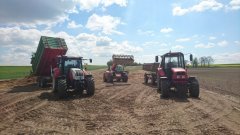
0 65 108 80
211 64 240 68
0 66 32 80
85 65 107 70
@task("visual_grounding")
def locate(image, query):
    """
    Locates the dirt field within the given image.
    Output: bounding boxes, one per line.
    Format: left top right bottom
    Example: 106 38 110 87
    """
0 69 239 135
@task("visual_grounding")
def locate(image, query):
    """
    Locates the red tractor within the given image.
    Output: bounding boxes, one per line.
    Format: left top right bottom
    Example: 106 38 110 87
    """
143 52 199 98
52 56 95 98
103 55 134 83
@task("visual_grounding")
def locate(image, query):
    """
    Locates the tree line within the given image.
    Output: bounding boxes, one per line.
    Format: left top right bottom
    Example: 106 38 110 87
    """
192 56 214 68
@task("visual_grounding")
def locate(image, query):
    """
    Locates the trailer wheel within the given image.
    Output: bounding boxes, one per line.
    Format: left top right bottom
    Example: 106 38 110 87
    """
157 75 161 93
161 79 169 98
177 84 187 98
151 74 156 85
144 74 148 84
189 78 199 98
86 78 95 96
57 79 67 98
103 74 107 82
52 78 57 93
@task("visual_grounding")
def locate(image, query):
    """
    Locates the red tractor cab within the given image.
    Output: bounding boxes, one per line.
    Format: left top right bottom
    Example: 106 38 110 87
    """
52 56 95 98
143 52 199 98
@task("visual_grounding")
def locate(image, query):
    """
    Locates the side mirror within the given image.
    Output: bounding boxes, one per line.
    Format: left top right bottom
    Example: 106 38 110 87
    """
155 56 158 62
190 54 193 61
90 59 92 63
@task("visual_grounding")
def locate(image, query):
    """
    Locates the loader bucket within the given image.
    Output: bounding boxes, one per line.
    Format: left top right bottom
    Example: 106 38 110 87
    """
112 54 134 65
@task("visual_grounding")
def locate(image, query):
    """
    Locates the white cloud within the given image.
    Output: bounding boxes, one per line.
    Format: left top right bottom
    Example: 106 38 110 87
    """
228 0 240 10
172 45 184 50
176 38 191 42
86 14 123 35
160 27 173 33
209 36 216 40
67 21 82 29
143 41 168 46
137 29 154 36
217 40 228 47
0 0 75 28
75 0 127 11
195 43 215 48
234 40 240 46
212 52 240 64
172 0 223 16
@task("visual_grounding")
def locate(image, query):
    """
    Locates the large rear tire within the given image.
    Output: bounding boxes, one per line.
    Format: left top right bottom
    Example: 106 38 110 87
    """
57 79 67 98
161 79 169 98
86 78 95 96
189 78 199 98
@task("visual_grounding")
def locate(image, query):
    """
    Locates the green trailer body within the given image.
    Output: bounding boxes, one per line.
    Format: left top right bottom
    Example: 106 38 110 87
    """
31 36 68 76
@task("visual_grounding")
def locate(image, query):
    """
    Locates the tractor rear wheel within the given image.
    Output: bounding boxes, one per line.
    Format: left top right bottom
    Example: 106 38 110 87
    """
86 78 95 96
57 79 67 98
161 79 169 98
144 74 148 84
177 84 187 98
189 78 199 98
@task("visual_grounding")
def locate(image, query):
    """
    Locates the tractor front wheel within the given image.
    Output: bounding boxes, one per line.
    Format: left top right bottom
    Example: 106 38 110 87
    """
86 78 95 96
144 74 148 84
123 77 128 82
161 79 169 98
189 78 199 98
52 78 57 93
57 79 67 98
157 75 161 93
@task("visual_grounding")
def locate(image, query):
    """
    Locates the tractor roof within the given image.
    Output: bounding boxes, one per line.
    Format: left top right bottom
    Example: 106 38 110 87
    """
162 52 184 57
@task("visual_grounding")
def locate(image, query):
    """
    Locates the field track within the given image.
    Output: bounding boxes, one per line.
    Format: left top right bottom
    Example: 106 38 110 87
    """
0 69 239 134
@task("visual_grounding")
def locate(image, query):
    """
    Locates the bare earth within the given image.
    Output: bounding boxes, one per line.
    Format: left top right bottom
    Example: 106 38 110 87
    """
0 69 239 135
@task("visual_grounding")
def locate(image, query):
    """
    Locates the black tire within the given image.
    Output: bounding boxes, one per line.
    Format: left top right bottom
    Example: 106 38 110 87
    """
86 78 95 96
157 75 161 93
52 78 57 93
189 78 199 98
151 74 156 85
107 75 113 83
123 77 128 82
144 74 148 84
57 79 67 98
103 74 107 82
177 84 187 98
116 78 121 82
161 79 169 98
38 78 46 88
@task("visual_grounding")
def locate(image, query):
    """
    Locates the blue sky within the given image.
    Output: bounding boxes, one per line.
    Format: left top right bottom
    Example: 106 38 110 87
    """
0 0 239 65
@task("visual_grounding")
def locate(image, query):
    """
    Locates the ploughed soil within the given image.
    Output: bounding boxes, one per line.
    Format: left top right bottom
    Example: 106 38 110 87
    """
0 68 239 135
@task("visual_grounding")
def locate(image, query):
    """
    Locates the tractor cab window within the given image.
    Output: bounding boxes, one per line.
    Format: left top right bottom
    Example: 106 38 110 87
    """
64 59 82 69
115 65 124 72
164 55 184 69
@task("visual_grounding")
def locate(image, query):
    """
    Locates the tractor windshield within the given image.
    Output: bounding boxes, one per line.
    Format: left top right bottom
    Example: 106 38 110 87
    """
64 59 83 69
115 65 124 72
164 54 184 69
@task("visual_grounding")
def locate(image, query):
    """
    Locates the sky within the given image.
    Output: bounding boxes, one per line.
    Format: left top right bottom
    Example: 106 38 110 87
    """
0 0 239 65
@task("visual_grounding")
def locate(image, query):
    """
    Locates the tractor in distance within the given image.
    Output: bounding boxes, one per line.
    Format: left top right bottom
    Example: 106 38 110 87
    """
143 52 199 98
103 54 134 83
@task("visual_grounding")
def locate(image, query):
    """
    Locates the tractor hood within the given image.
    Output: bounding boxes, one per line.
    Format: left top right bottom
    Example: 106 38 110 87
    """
171 68 186 73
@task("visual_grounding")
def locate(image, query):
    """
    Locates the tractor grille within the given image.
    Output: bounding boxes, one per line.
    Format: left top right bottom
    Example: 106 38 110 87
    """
176 72 185 75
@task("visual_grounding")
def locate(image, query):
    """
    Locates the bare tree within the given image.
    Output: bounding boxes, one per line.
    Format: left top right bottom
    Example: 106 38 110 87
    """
206 56 214 67
192 57 198 68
